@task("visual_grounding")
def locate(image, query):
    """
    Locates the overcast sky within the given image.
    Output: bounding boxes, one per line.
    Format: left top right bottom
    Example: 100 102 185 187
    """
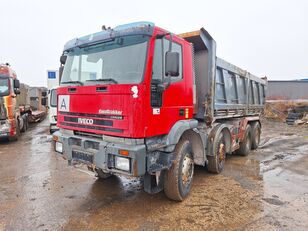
0 0 307 86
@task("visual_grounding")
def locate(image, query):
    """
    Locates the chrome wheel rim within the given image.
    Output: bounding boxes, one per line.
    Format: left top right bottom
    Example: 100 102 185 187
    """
182 153 194 187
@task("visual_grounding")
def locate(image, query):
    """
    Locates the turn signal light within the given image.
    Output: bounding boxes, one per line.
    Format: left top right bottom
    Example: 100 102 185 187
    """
119 150 129 156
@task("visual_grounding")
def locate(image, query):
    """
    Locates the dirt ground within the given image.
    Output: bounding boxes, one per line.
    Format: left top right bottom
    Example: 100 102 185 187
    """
0 119 308 231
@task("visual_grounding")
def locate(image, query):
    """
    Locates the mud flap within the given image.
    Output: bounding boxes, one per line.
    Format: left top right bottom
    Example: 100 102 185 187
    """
143 171 166 194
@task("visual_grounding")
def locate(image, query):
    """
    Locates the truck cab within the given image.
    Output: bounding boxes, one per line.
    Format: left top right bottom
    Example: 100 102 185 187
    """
57 22 193 138
0 64 22 140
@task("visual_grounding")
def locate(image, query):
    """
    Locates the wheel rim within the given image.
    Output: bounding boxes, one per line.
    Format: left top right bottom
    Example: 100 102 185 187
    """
182 153 194 188
217 141 226 170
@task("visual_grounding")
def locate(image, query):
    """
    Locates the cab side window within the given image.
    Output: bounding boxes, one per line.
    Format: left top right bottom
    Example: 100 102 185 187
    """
152 38 183 82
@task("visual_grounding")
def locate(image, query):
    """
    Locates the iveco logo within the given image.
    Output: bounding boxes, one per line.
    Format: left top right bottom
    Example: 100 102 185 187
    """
78 118 94 125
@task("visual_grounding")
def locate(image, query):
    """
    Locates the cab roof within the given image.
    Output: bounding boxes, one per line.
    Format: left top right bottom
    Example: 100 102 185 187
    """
63 21 155 51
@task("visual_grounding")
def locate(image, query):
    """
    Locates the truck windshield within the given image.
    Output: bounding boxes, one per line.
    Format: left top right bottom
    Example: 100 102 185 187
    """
0 78 9 96
50 89 57 107
61 35 149 85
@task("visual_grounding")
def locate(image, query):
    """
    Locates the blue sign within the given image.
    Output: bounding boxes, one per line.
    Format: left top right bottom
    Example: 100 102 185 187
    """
48 71 56 79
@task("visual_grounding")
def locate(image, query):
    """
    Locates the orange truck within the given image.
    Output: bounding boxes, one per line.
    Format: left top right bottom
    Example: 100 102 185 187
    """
0 63 47 141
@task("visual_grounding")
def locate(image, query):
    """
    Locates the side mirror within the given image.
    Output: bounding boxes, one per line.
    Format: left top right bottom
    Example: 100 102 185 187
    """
14 89 21 95
60 55 67 65
14 79 20 89
165 51 179 77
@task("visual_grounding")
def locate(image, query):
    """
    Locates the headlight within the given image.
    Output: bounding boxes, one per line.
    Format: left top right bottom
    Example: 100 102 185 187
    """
55 142 63 153
115 156 130 172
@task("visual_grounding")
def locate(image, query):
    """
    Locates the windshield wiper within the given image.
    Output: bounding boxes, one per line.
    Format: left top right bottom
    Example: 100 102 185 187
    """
86 78 118 84
61 80 83 86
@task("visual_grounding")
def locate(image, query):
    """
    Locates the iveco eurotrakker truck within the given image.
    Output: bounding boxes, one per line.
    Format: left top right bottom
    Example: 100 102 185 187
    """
53 22 267 201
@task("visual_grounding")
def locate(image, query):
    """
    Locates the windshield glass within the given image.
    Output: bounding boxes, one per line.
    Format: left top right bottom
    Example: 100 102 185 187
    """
61 35 149 85
0 78 9 96
50 89 57 107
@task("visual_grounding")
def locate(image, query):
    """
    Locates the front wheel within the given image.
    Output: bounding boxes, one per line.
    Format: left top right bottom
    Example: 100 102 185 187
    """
164 140 194 201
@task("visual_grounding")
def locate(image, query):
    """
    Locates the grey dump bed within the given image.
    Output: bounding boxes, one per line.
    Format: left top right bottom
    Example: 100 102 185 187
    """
179 29 267 122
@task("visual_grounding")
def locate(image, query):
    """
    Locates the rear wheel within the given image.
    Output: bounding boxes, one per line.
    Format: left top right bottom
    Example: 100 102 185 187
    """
251 122 261 150
207 132 226 174
21 117 27 132
25 116 29 130
164 139 194 201
235 124 252 156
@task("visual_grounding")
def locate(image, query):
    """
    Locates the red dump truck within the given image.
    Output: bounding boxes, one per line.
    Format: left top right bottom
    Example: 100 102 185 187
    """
0 63 47 141
53 22 267 201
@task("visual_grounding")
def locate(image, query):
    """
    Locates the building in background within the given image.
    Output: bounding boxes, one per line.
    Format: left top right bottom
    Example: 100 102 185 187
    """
267 79 308 100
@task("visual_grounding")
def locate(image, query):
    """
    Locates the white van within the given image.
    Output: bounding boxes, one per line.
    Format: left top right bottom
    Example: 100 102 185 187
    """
49 87 58 133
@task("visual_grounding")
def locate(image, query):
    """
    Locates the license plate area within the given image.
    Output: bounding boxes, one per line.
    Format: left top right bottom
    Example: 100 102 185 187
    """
72 150 94 164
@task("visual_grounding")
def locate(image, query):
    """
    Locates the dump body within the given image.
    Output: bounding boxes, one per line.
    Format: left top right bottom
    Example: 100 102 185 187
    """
214 58 266 118
180 29 267 122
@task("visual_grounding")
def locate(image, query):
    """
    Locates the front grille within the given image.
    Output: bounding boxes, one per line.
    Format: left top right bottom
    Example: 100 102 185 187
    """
59 111 123 120
60 122 123 133
59 111 124 134
64 116 113 126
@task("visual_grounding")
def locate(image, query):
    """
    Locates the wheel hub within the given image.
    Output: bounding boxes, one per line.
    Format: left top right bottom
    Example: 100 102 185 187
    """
182 154 194 187
219 143 225 162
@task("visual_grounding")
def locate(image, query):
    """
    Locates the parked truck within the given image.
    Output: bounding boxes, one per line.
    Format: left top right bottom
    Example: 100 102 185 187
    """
47 70 60 133
0 63 47 141
53 22 267 201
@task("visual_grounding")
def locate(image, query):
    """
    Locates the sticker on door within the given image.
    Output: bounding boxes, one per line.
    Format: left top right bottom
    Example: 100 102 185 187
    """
153 108 160 115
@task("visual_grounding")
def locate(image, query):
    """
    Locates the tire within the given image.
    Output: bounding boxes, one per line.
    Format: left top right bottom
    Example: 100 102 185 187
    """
235 124 252 156
96 169 112 179
207 132 226 174
251 122 261 150
21 117 27 133
25 116 29 130
164 140 194 201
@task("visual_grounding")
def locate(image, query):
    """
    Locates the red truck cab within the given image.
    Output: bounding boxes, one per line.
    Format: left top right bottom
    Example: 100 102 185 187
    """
57 23 194 138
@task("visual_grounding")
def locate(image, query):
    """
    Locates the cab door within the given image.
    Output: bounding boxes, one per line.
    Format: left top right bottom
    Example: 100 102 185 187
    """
148 36 192 136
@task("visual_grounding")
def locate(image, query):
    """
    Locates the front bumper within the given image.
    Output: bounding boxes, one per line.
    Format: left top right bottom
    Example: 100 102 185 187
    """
53 130 146 177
